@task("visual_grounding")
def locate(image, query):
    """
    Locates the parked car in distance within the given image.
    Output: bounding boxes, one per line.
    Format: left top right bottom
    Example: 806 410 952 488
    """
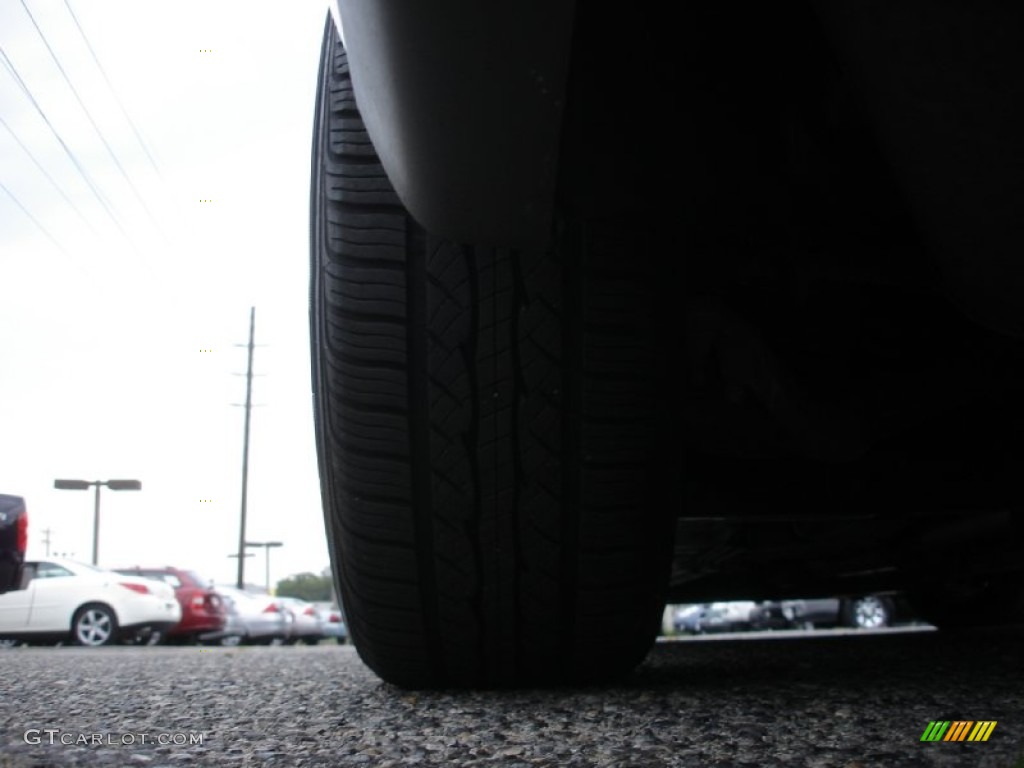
0 558 180 646
693 602 760 634
313 602 348 644
276 597 324 645
671 604 706 635
751 594 904 631
213 586 292 646
667 602 759 635
113 567 226 644
0 494 27 594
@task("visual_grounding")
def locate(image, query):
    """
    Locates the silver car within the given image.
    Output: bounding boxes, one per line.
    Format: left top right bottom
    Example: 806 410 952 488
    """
313 602 348 644
213 587 292 646
276 597 324 645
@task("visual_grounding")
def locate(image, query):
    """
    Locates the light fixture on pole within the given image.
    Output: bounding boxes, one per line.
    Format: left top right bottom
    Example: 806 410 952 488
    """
54 479 141 565
245 541 283 593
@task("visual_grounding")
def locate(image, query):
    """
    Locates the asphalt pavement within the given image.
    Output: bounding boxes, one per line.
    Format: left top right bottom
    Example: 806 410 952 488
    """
0 628 1021 767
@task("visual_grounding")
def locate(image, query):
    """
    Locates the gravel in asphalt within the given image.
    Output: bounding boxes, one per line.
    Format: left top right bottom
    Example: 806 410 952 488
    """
0 628 1021 767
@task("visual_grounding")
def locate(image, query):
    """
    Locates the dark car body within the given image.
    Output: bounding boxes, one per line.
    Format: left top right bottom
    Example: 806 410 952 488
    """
0 495 27 594
329 0 574 246
113 567 226 643
676 4 1024 612
332 1 1024 589
313 2 1024 687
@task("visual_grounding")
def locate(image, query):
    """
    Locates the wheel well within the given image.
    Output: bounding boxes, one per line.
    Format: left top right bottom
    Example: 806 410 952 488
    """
71 602 118 631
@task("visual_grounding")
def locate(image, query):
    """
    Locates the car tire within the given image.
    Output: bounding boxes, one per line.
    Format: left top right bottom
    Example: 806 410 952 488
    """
840 596 892 629
310 18 677 688
72 603 118 647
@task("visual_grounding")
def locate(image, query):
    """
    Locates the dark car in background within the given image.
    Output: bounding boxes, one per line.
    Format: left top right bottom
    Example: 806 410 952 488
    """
0 494 27 594
113 567 225 644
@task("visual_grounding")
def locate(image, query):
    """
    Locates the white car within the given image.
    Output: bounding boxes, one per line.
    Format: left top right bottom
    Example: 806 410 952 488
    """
0 558 181 647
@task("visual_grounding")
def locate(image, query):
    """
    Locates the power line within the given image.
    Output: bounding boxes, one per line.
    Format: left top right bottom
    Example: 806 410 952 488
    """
18 0 167 241
0 43 134 245
62 0 163 181
0 114 100 237
0 178 70 257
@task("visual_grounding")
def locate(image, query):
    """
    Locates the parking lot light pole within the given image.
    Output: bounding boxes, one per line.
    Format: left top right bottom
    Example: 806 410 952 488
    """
246 541 282 593
54 479 141 565
228 552 255 587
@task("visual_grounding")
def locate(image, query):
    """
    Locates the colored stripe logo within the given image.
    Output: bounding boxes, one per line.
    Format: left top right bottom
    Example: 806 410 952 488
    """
921 721 997 742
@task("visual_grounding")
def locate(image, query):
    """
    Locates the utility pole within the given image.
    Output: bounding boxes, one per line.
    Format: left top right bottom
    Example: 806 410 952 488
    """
236 307 256 589
229 552 254 589
42 527 52 556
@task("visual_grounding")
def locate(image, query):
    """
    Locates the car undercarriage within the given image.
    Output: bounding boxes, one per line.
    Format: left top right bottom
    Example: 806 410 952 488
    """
679 3 1024 613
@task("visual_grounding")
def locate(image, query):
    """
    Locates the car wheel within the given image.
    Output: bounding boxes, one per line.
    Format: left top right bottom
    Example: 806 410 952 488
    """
72 604 118 647
310 19 677 688
841 596 891 629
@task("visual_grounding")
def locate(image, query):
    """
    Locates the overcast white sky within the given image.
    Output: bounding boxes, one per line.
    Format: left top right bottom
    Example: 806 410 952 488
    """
0 0 334 589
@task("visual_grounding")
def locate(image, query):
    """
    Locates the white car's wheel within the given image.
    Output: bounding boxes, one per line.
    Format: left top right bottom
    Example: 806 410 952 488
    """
72 604 118 646
842 596 891 629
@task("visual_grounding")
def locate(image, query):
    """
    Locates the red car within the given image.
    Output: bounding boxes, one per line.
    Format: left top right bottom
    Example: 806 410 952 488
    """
113 567 226 644
0 495 28 594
